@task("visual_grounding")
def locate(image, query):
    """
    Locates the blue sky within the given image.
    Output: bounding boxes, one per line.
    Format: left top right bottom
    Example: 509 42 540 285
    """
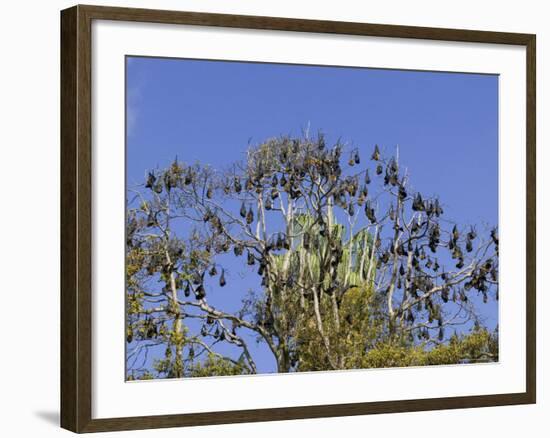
126 56 499 375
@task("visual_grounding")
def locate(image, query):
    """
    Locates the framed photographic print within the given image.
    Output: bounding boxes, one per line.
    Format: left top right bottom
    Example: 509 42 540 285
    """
60 4 536 433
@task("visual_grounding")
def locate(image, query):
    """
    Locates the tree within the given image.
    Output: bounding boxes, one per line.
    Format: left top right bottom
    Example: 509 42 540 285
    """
126 134 499 379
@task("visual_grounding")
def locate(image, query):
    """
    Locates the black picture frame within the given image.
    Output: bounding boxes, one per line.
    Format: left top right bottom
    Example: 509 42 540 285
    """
61 4 536 432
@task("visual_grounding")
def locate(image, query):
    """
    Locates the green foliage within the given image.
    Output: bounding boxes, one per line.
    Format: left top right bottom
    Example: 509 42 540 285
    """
261 212 380 370
187 354 251 378
294 285 385 371
360 327 499 368
126 134 499 379
127 371 154 381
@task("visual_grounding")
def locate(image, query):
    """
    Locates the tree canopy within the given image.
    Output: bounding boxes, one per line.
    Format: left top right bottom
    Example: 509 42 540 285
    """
126 134 499 379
